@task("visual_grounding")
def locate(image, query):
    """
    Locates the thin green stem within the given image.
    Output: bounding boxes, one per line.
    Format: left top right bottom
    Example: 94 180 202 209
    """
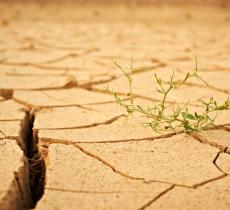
111 58 229 134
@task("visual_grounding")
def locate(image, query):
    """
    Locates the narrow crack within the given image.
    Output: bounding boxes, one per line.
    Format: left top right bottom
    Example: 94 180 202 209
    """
39 130 181 144
38 123 228 144
78 76 117 89
0 129 6 137
184 81 230 95
18 37 86 51
132 63 167 75
5 71 68 77
89 86 164 102
39 53 79 64
138 185 175 210
192 174 227 188
45 187 159 194
73 142 144 181
175 69 230 94
39 48 99 65
213 151 229 174
3 85 78 92
39 138 227 190
0 61 84 71
36 114 126 130
0 119 25 122
88 86 208 108
38 89 119 106
13 97 98 111
13 93 132 110
192 133 229 154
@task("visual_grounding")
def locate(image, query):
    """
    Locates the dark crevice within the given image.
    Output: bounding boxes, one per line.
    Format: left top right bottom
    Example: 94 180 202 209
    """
20 110 46 209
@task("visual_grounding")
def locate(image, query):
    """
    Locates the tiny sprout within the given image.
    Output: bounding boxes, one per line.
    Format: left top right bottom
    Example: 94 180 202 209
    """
111 58 229 134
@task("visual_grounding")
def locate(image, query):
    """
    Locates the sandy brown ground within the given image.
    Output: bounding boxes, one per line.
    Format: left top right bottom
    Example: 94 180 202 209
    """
0 1 230 210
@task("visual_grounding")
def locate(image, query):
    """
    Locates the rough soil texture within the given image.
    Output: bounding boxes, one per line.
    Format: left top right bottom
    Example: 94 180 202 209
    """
0 1 230 210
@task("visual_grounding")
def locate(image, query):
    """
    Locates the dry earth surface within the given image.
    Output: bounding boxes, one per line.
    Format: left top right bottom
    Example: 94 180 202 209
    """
0 1 230 210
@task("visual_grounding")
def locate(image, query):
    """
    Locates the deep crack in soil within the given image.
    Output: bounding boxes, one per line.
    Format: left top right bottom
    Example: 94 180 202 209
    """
20 110 46 209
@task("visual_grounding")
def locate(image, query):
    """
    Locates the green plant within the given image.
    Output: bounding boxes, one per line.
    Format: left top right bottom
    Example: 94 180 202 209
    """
111 58 229 134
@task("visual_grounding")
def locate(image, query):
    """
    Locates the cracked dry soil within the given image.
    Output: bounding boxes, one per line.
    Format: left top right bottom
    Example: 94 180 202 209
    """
0 1 230 210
